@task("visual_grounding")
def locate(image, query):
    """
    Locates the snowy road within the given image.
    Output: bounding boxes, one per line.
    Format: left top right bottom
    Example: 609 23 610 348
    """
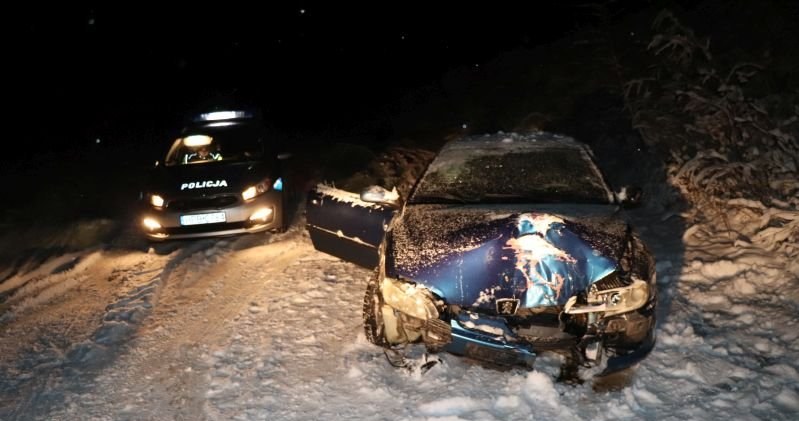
1 204 798 420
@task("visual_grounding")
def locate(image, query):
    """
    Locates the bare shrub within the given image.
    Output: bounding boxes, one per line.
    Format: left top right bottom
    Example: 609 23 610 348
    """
626 9 799 255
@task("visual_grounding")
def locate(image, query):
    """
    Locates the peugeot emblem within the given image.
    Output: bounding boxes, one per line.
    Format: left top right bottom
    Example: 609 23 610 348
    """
496 298 520 315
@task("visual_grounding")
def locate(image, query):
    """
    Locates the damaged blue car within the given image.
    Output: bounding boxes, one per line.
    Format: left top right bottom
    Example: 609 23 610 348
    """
306 132 656 380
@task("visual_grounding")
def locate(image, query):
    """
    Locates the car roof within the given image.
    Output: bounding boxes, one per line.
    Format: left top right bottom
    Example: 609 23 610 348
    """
433 131 601 169
417 131 614 202
439 131 591 153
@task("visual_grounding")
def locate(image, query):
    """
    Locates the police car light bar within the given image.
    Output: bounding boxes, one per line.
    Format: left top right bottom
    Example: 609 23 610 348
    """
196 111 252 121
205 121 238 128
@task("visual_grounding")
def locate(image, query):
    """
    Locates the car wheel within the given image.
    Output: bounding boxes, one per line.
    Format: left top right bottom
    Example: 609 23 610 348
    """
280 183 296 232
363 273 390 348
274 219 289 234
270 193 289 234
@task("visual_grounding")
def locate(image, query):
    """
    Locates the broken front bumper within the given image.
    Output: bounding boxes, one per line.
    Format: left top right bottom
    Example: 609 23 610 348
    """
445 316 537 368
377 276 656 376
442 301 656 376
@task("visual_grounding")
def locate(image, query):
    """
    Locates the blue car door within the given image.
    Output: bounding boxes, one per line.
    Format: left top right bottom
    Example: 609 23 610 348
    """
306 185 397 268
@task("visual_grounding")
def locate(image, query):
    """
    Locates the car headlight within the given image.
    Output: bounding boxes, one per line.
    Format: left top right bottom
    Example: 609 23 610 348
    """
142 217 161 230
150 194 165 208
564 274 649 316
242 178 272 201
379 276 451 347
380 277 439 321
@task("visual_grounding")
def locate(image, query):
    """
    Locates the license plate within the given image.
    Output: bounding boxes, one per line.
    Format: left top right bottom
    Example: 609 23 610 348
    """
180 212 226 226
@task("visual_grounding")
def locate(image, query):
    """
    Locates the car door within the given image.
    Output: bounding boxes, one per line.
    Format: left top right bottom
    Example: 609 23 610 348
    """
306 185 397 268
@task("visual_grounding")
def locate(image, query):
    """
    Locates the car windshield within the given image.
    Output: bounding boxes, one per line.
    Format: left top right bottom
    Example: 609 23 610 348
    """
164 124 266 166
410 145 613 205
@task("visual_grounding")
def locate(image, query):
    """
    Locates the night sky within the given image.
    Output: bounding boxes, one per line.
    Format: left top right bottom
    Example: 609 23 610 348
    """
7 1 684 161
17 3 590 82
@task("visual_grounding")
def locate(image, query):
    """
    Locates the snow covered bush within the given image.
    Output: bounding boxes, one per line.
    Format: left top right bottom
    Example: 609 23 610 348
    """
336 146 435 199
625 10 799 257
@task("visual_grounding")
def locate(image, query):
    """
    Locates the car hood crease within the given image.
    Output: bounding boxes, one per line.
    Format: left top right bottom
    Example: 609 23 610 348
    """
386 204 629 310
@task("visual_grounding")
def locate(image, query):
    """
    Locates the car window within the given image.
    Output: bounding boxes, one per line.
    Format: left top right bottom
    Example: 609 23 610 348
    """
164 125 266 166
410 146 612 205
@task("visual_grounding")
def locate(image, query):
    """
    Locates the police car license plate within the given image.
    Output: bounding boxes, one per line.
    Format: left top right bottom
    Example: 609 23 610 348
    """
180 212 226 226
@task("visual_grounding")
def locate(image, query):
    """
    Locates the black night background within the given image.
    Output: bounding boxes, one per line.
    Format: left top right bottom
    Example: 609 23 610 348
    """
10 0 779 224
1 0 799 419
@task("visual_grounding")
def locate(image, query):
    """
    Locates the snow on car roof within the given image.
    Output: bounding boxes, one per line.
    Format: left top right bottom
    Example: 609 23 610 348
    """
440 131 587 152
430 131 600 175
413 131 614 204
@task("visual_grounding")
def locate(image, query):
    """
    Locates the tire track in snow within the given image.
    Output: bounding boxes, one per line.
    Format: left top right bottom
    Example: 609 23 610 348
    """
67 239 226 366
198 250 377 420
0 238 231 419
0 251 103 321
48 233 308 421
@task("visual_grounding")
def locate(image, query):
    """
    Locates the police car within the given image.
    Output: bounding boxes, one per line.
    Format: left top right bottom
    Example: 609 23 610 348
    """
140 110 291 240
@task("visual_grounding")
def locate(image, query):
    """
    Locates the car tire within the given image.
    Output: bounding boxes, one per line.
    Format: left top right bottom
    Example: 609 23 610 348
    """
278 181 295 233
363 273 390 348
274 219 289 234
269 192 289 234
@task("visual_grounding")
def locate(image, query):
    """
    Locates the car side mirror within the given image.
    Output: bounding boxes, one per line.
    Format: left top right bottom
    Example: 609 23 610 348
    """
277 152 293 160
360 185 401 208
615 185 643 208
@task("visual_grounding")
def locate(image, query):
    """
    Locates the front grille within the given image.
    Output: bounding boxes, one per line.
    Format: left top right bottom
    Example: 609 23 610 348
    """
168 195 239 211
164 221 248 235
511 312 580 350
593 274 628 290
512 311 561 325
517 334 578 350
469 304 562 318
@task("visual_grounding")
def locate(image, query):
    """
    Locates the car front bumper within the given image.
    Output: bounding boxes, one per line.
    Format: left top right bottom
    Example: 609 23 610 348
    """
442 301 656 376
140 192 283 240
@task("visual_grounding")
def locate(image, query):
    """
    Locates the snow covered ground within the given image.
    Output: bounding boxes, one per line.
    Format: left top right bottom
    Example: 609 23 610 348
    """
1 151 798 421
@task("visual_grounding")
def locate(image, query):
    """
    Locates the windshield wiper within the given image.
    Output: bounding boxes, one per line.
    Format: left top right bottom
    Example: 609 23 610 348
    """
480 193 526 199
411 193 478 204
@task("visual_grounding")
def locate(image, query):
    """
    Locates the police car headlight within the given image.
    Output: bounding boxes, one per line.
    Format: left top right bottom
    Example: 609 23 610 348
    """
150 194 165 208
249 207 273 222
242 178 272 201
142 217 161 230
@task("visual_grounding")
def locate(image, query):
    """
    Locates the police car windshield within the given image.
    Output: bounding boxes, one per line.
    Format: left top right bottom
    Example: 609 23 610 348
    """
164 125 266 166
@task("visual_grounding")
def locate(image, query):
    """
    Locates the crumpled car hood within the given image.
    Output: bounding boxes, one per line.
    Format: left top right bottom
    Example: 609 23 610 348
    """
386 204 630 310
